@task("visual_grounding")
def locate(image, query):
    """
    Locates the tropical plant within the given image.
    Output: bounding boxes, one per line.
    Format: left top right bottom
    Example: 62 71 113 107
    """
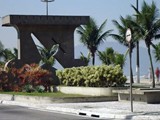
153 43 160 62
111 15 139 83
98 48 114 65
132 1 160 88
0 48 18 62
98 47 125 68
114 53 125 68
37 44 59 66
77 18 112 65
0 41 4 52
111 16 138 50
79 52 90 65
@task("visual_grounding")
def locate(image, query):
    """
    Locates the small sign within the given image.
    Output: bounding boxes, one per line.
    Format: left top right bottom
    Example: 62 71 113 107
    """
125 28 132 42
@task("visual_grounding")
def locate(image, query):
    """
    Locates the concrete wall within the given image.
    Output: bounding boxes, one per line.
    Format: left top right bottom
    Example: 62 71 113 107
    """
58 86 115 96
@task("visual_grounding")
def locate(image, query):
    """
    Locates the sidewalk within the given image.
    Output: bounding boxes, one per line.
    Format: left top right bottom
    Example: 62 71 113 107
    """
2 100 160 120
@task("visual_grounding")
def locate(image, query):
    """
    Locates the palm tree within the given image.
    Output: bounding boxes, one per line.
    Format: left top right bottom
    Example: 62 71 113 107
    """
98 47 115 65
153 43 160 62
0 48 18 71
37 44 60 88
0 41 4 52
0 48 18 63
37 44 59 66
111 16 138 83
112 16 138 51
132 1 160 88
79 52 90 66
98 47 125 69
114 53 126 69
77 18 112 65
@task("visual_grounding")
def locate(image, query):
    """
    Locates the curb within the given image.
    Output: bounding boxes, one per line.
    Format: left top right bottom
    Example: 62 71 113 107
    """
0 94 118 103
1 100 160 120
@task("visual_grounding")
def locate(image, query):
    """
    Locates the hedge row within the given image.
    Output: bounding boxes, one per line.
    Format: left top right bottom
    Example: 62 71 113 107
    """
56 65 127 87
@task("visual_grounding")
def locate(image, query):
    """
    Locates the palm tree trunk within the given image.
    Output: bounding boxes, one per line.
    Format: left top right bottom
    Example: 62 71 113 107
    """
148 46 155 88
92 53 95 65
130 46 134 83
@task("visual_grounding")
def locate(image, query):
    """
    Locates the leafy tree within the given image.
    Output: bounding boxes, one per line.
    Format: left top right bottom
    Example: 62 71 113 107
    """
77 18 112 65
132 1 160 88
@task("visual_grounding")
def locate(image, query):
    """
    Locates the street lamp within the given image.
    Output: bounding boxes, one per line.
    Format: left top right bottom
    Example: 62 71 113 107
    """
126 28 133 112
136 0 140 83
41 0 55 16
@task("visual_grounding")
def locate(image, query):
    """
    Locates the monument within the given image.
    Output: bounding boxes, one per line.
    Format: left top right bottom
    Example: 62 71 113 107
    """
2 15 89 68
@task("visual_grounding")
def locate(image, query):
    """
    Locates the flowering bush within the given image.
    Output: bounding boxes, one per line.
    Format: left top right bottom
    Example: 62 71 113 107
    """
0 63 54 92
56 65 127 87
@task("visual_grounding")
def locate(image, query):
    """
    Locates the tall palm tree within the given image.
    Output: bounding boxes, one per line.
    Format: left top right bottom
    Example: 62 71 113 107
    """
111 16 138 83
112 16 138 50
76 18 112 65
132 1 160 88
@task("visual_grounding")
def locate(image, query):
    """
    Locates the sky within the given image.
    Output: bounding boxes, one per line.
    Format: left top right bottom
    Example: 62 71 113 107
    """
0 0 160 76
1 0 159 48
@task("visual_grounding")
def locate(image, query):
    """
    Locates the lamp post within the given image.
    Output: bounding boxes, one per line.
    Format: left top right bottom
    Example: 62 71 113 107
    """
41 0 55 16
126 28 133 112
136 0 140 83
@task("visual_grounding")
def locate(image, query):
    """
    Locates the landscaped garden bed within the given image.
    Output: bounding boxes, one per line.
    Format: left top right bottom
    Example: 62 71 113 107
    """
56 65 127 96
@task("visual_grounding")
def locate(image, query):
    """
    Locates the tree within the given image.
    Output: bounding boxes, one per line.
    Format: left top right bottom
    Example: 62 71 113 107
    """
37 44 60 87
0 48 18 63
114 53 126 69
153 43 160 62
98 47 125 69
37 44 58 66
111 16 138 83
132 1 160 88
112 16 138 51
77 18 112 65
98 47 114 65
79 52 90 66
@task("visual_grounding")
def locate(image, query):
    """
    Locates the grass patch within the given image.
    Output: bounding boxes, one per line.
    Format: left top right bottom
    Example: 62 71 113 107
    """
0 91 89 98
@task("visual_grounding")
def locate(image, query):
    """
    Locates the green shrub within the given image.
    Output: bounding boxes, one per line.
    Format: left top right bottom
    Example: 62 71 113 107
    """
56 65 127 87
23 84 35 93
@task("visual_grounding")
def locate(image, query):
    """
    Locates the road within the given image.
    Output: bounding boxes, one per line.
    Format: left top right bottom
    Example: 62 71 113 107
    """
0 104 108 120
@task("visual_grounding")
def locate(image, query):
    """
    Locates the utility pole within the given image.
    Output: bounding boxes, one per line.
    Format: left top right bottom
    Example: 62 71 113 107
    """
41 0 55 16
136 0 140 83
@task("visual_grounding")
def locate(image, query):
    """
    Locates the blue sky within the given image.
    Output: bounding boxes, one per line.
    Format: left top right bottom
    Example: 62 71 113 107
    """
1 0 159 48
0 0 160 76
